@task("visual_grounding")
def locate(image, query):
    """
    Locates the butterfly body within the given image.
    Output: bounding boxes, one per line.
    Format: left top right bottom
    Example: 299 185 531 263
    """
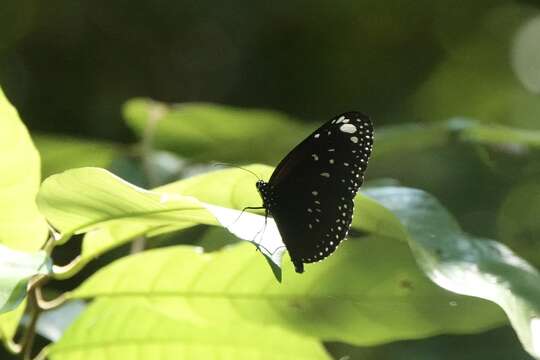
256 111 374 273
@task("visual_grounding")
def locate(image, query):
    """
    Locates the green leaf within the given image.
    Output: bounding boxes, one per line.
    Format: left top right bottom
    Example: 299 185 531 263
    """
0 245 51 313
36 167 216 245
365 187 540 359
37 167 287 279
78 164 275 273
123 99 309 163
374 118 540 160
48 297 331 360
449 118 540 149
33 134 120 178
0 87 48 251
0 304 24 346
69 240 504 346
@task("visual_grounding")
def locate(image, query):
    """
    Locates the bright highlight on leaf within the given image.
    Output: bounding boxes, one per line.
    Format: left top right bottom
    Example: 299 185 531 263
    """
68 242 504 346
47 298 332 360
0 87 48 252
36 167 216 244
0 85 50 346
204 204 286 273
37 167 287 276
0 245 52 314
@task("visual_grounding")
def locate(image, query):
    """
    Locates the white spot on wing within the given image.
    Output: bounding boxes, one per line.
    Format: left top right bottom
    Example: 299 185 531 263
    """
340 124 357 134
320 172 330 178
314 133 320 138
335 115 346 124
312 191 318 196
350 136 359 143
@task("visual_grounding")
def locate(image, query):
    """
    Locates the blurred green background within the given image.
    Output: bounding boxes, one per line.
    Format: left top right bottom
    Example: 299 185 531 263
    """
2 0 540 358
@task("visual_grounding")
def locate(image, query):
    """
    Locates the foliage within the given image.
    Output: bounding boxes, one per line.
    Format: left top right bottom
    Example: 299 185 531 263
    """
1 85 540 360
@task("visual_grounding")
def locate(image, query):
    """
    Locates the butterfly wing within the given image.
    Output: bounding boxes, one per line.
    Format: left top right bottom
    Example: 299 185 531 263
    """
268 112 374 272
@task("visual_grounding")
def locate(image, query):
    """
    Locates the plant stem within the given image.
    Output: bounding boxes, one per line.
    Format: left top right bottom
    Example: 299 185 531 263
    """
131 101 166 254
19 274 50 359
141 101 166 189
20 287 40 360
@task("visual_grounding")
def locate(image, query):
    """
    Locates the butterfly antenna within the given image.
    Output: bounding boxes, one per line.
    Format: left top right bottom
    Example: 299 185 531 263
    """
213 162 262 181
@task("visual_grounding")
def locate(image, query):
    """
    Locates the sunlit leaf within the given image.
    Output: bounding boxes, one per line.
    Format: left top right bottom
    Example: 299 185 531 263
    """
77 165 274 274
366 187 540 359
48 297 331 360
0 245 51 313
37 167 287 279
0 87 48 251
36 167 215 245
0 304 24 346
69 240 504 346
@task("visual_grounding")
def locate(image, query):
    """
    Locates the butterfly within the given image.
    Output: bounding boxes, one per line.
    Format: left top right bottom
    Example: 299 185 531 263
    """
255 112 374 273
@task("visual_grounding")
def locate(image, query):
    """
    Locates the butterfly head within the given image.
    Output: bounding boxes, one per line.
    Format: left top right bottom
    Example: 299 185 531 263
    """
256 180 276 209
256 180 267 197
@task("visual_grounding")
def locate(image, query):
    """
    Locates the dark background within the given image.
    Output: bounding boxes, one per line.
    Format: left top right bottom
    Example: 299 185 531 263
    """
4 0 540 142
2 0 540 359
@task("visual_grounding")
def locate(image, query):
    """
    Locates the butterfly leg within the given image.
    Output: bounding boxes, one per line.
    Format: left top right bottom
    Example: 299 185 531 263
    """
252 208 269 251
228 206 265 227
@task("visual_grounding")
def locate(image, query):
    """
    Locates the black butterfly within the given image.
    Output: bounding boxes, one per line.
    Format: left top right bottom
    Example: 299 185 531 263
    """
255 112 374 273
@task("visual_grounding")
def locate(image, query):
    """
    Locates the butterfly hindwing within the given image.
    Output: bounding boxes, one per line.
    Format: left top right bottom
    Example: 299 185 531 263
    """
258 112 374 273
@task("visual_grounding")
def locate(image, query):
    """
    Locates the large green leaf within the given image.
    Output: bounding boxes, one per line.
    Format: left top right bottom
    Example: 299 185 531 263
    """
366 187 540 359
124 99 309 164
69 240 503 346
0 304 24 348
37 167 289 279
76 165 274 275
0 87 48 251
0 86 48 349
0 245 51 313
48 297 331 360
36 167 216 246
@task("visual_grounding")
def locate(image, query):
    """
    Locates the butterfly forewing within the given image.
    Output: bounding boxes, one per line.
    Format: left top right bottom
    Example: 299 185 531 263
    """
262 112 373 273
